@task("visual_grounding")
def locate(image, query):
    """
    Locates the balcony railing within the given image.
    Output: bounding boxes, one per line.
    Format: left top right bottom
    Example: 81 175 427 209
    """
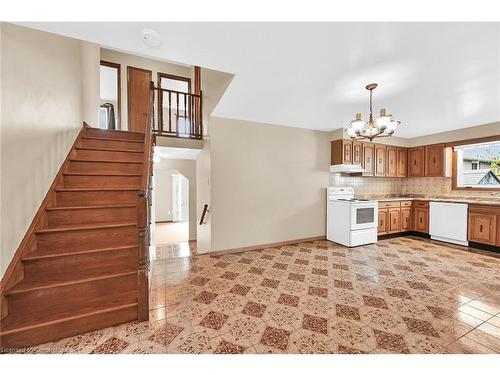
152 85 203 140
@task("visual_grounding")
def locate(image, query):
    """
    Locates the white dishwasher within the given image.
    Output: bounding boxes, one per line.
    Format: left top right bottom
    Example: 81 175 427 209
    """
429 201 468 246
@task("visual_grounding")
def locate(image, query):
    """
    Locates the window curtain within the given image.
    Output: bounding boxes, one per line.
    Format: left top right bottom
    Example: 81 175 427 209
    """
100 103 116 130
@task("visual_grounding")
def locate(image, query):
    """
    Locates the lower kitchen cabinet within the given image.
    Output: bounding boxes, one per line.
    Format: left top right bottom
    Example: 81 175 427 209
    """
378 210 388 235
468 205 498 246
413 202 429 233
388 208 401 233
401 207 412 231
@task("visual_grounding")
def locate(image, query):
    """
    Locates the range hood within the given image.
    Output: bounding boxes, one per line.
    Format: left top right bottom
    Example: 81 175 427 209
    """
330 164 365 174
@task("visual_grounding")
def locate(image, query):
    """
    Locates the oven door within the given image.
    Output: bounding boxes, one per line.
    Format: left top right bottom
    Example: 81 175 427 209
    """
350 204 378 230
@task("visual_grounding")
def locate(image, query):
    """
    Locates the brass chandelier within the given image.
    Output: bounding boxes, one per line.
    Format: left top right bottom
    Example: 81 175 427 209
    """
346 83 401 141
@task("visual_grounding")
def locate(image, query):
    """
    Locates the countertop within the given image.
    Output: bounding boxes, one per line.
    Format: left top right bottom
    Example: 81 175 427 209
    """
355 194 500 207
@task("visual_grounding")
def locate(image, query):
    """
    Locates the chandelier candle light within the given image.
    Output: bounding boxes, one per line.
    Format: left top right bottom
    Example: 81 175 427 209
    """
346 83 401 141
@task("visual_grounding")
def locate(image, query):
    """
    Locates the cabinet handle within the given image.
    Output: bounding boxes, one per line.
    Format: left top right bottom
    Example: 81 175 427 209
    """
420 217 422 223
433 157 436 164
480 224 483 232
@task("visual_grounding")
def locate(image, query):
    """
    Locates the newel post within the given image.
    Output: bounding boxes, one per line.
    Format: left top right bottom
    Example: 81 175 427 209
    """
137 190 150 321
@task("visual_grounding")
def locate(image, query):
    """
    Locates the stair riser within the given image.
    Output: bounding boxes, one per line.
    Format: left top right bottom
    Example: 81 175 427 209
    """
80 138 144 151
36 226 138 254
63 175 142 189
76 149 143 162
85 128 144 141
23 248 139 284
47 206 137 227
68 161 143 174
56 190 138 207
0 304 138 348
6 274 138 322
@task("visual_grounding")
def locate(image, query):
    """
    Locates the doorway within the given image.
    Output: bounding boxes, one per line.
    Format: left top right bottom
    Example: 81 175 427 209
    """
99 60 121 129
127 66 152 133
171 174 189 222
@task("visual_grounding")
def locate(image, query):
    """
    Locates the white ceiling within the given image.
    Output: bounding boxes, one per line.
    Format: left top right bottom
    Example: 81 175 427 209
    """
21 22 500 138
154 146 200 160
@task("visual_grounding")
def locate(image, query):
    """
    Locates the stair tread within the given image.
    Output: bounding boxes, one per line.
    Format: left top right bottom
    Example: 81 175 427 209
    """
69 159 143 164
46 204 136 211
76 146 144 153
35 222 136 234
56 187 141 192
0 301 138 335
85 128 144 136
22 245 138 261
82 136 144 144
5 271 137 296
63 172 142 177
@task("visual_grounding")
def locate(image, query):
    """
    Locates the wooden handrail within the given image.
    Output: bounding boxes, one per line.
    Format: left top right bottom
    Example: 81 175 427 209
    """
199 204 209 225
154 86 202 97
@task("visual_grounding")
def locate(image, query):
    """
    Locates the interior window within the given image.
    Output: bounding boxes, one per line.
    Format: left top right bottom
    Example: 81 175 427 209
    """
99 62 120 129
454 141 500 188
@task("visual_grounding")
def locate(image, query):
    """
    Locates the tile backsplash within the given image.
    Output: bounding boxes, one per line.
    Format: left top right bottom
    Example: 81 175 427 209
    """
330 174 496 197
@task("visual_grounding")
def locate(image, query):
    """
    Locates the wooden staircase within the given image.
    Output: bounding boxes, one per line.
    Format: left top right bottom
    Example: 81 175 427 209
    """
0 125 152 348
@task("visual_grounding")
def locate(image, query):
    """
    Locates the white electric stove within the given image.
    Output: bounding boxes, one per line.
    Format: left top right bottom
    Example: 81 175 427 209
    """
326 187 378 247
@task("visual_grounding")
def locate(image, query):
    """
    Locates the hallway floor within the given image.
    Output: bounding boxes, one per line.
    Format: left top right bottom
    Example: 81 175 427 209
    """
9 237 500 354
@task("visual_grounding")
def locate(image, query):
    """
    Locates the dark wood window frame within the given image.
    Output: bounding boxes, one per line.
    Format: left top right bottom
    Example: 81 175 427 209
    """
100 60 121 129
448 134 500 192
157 72 192 134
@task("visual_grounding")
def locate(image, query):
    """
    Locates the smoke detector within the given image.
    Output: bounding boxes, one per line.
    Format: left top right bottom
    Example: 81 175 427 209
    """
142 28 162 48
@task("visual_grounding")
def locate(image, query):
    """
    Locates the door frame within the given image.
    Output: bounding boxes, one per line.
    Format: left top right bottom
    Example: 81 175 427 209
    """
127 66 152 132
100 60 121 129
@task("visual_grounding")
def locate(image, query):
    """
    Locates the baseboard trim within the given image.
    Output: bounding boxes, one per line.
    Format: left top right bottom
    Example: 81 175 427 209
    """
155 220 173 224
210 236 326 257
378 231 430 241
468 241 500 254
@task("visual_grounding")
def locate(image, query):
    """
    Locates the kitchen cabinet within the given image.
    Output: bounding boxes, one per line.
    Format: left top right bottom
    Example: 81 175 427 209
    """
413 201 429 233
352 141 363 165
468 205 498 246
388 208 401 233
397 147 408 177
330 140 352 165
408 147 425 177
425 144 446 177
401 207 412 231
375 145 386 176
378 210 388 235
386 146 397 177
362 143 375 176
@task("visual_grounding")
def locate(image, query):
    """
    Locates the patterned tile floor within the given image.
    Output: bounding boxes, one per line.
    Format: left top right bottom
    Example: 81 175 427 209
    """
9 237 500 354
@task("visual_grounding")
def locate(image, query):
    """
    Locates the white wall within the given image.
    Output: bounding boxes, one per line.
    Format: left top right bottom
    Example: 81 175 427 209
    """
80 41 100 126
1 23 84 277
153 158 197 241
196 140 211 253
210 117 330 252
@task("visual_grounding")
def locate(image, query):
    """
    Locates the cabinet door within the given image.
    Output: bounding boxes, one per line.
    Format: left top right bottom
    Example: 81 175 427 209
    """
343 141 352 164
425 144 445 177
375 145 386 176
401 207 411 231
352 142 363 165
468 213 497 245
408 147 425 177
397 148 408 177
414 207 429 233
386 146 397 177
388 208 401 233
378 210 388 235
362 144 375 176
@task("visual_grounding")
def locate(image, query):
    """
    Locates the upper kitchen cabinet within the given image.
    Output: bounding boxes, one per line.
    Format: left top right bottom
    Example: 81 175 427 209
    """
425 144 446 177
362 143 375 176
352 141 363 165
386 146 397 177
397 147 408 177
375 144 386 176
331 140 352 165
408 146 425 177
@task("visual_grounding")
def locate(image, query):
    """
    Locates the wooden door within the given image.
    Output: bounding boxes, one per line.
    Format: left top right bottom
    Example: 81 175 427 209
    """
408 147 425 177
425 144 445 177
362 144 375 176
414 207 429 233
127 66 152 133
386 146 397 177
352 142 363 165
375 145 386 176
468 213 496 245
397 148 408 177
401 207 411 231
378 210 388 235
388 208 401 233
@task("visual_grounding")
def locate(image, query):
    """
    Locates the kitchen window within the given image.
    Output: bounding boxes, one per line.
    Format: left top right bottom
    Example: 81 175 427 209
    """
453 140 500 190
